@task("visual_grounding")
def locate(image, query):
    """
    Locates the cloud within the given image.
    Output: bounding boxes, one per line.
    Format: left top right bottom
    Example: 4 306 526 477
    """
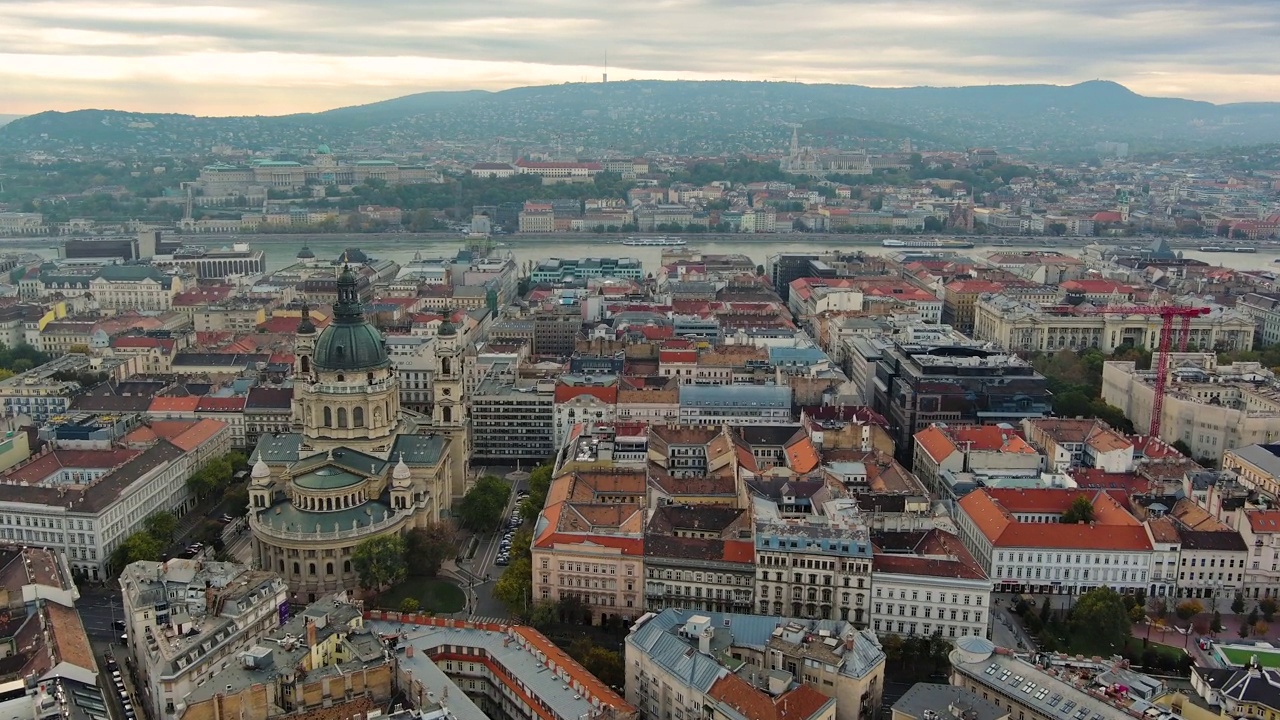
0 0 1276 114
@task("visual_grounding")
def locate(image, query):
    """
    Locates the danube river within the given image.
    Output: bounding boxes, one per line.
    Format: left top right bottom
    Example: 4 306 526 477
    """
10 234 1280 276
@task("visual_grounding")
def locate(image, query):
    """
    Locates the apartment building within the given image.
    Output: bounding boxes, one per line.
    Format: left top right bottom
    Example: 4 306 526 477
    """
616 378 680 424
755 498 872 626
468 362 556 462
1223 444 1280 500
678 384 792 425
1021 418 1134 473
1168 499 1248 600
873 343 1051 463
870 529 993 640
627 609 885 720
0 418 230 580
891 685 1008 720
0 354 91 422
178 593 393 720
554 374 619 447
643 505 755 614
530 257 644 283
120 559 290 720
531 469 647 625
1238 292 1280 346
1104 356 1280 461
912 424 1041 500
954 488 1153 596
373 614 635 720
949 637 1136 720
1236 510 1280 600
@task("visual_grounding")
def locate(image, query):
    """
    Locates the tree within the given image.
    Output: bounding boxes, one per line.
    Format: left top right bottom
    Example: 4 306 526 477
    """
400 598 420 614
352 535 407 591
528 600 559 630
1247 606 1260 628
1062 495 1095 524
1261 598 1277 622
1149 598 1169 622
1130 604 1147 624
1240 620 1251 638
1256 621 1270 637
112 531 163 569
455 475 510 531
568 638 626 689
1212 610 1224 634
1233 595 1247 614
144 511 178 544
1070 587 1132 651
1040 596 1052 624
493 556 532 617
1176 600 1204 621
1171 439 1193 457
881 633 904 663
1048 222 1068 236
404 522 457 577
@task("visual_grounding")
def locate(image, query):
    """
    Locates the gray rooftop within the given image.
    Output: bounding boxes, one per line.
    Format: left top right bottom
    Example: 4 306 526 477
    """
892 683 1009 720
679 383 792 408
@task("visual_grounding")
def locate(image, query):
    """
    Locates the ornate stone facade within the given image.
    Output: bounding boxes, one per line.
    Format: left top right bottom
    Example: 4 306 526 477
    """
249 264 453 601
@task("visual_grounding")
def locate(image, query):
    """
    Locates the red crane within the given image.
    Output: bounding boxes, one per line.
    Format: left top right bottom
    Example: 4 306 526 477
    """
1092 305 1211 437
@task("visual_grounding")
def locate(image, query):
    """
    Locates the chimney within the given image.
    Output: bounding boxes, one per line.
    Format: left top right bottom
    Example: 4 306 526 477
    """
406 644 414 658
306 619 317 648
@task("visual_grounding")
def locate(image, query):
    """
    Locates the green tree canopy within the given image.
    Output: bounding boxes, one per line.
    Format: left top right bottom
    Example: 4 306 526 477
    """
352 535 407 591
455 476 510 532
1062 496 1095 524
493 556 532 616
144 511 178 544
1070 587 1132 651
112 531 164 569
1176 599 1204 621
404 522 457 577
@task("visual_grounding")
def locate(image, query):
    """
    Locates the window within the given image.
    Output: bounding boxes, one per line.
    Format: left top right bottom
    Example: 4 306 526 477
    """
337 408 348 428
354 407 365 427
323 407 332 427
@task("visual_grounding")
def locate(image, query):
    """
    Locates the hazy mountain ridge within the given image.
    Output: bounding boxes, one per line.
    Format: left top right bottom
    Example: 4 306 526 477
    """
1 80 1276 156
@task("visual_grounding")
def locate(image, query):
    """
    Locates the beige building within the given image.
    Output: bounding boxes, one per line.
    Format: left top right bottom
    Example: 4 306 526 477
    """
1103 355 1280 462
1236 509 1280 601
120 559 290 720
176 593 393 720
755 498 872 627
89 265 184 312
974 296 1254 354
531 469 646 625
1223 443 1280 500
249 270 454 602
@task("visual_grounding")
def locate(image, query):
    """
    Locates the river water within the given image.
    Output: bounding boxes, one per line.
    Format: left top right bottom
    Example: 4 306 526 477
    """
10 235 1280 276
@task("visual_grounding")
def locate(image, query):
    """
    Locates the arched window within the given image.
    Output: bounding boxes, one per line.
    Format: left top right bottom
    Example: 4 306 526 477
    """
323 407 332 427
301 356 310 373
442 407 452 423
367 372 375 384
344 560 352 574
326 562 334 575
293 562 300 575
279 559 285 572
309 563 317 576
337 374 345 382
325 497 333 511
337 408 347 428
354 407 364 427
441 358 451 375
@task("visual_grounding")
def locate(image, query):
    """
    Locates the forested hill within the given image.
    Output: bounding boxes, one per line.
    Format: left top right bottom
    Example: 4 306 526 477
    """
3 80 1277 156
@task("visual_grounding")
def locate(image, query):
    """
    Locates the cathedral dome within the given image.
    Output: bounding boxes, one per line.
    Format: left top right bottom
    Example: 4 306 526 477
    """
312 264 389 371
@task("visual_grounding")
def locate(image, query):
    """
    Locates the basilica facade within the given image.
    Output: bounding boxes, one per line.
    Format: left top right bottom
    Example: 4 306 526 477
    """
248 263 460 601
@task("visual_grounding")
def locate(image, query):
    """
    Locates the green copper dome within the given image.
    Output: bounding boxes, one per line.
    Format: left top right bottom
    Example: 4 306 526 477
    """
312 264 389 371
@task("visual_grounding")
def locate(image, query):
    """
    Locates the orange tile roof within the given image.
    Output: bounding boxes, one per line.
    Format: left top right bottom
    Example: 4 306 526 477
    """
914 425 957 463
46 602 96 672
959 489 1151 551
1249 510 1280 534
784 436 820 473
149 396 200 413
509 625 632 713
723 540 756 563
168 419 228 452
706 674 833 720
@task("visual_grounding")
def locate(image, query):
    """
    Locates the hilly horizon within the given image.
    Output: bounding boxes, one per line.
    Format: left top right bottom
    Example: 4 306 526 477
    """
2 78 1277 158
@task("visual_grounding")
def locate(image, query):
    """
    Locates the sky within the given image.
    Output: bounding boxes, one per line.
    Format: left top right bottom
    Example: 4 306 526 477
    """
1 0 1278 116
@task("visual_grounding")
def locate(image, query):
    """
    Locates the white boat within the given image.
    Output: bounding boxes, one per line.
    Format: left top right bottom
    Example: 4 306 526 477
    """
622 236 687 247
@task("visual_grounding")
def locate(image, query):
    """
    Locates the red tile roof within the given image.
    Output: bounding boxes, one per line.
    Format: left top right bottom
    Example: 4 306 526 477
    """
959 488 1151 551
149 396 200 413
4 448 141 485
1248 511 1280 534
196 396 247 412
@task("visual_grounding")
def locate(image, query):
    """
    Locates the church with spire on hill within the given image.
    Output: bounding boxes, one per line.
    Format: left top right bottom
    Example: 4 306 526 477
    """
247 260 467 601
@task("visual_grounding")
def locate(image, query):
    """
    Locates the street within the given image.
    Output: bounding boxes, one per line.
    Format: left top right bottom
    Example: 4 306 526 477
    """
455 468 528 622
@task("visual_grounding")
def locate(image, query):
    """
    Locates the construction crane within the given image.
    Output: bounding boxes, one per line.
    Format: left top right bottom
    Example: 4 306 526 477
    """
1091 304 1211 437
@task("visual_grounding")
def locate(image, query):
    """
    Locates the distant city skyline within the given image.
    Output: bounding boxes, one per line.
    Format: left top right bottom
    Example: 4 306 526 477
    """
1 0 1277 116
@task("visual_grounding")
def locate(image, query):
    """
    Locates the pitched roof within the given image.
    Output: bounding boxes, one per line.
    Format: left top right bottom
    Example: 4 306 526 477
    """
196 396 247 412
1248 510 1280 534
958 488 1151 551
149 396 200 413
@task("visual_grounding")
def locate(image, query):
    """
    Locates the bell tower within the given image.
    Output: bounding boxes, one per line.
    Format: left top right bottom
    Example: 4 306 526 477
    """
295 301 317 378
433 312 469 501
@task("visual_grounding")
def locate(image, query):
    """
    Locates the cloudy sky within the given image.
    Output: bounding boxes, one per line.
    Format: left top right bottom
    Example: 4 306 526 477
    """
2 0 1278 116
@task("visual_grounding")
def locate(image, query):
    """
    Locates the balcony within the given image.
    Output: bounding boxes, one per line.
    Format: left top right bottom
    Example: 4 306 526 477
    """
308 380 394 395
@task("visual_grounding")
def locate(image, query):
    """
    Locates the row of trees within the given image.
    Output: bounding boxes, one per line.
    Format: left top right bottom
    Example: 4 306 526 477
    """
186 451 247 500
351 522 459 591
0 342 50 377
454 476 511 532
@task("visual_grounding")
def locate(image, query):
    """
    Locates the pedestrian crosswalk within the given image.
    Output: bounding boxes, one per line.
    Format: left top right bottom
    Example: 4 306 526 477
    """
469 615 509 626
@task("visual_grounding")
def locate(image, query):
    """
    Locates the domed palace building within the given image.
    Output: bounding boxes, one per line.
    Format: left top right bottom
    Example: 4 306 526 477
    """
248 262 456 601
